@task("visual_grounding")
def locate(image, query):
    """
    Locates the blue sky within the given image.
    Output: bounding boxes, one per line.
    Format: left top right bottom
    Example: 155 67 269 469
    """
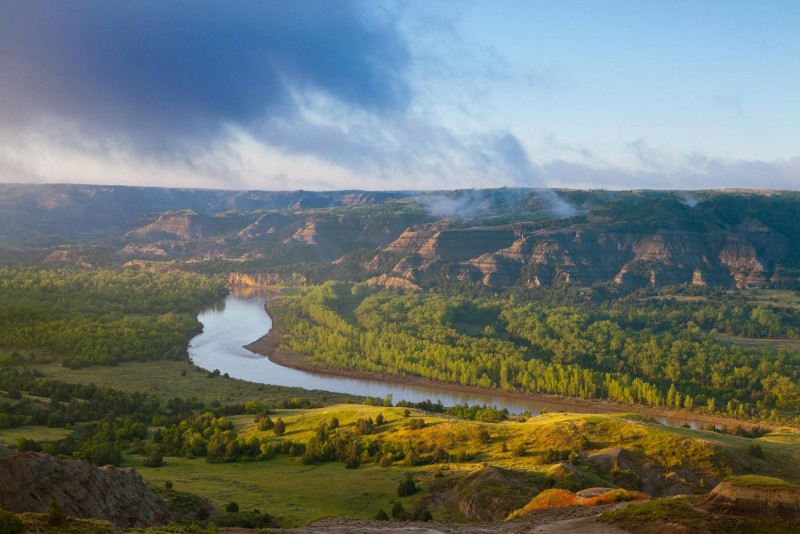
0 0 798 190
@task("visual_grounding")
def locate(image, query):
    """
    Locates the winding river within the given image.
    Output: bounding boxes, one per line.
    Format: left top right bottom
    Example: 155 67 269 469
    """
189 291 700 427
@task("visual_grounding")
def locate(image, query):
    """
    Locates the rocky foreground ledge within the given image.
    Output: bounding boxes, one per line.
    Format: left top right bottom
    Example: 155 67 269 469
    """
0 444 170 529
700 475 800 519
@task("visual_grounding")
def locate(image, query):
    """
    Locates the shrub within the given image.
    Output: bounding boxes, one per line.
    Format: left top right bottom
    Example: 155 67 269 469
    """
345 454 361 469
46 501 66 526
142 450 164 468
412 504 433 522
406 418 425 430
213 510 275 528
749 443 765 458
0 510 25 534
374 509 389 521
397 474 418 497
391 502 406 520
258 415 275 431
273 418 286 436
16 437 41 453
225 501 239 513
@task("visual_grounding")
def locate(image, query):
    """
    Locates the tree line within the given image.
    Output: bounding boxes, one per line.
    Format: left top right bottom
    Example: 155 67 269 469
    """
271 282 800 422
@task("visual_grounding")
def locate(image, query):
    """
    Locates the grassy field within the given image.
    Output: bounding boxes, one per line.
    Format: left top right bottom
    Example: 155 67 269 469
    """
33 360 359 406
737 289 800 310
117 405 800 526
127 455 435 527
0 425 71 445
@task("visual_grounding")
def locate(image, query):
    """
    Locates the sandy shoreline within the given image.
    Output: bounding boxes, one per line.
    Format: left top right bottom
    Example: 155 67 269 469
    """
243 297 784 431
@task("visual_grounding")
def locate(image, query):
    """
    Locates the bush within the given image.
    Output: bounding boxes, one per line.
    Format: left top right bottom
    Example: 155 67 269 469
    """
412 505 433 522
257 414 274 431
397 474 418 497
0 510 25 534
16 437 41 453
273 418 286 436
142 450 164 468
46 501 66 526
406 418 425 430
226 501 239 513
374 509 389 521
749 443 765 458
391 502 406 520
213 510 276 528
344 454 361 469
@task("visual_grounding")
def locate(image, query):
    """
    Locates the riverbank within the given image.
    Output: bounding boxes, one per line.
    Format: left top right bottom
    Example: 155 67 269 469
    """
245 299 786 431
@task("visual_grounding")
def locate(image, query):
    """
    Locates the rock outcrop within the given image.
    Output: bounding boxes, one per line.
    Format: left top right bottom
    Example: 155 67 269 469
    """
699 476 800 519
0 444 170 529
456 465 543 522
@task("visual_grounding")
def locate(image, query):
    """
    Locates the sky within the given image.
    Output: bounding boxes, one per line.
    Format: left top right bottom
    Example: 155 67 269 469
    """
0 0 798 191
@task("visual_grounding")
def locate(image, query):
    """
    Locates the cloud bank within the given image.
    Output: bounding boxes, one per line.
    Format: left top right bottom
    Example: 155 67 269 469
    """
0 1 410 155
0 1 796 192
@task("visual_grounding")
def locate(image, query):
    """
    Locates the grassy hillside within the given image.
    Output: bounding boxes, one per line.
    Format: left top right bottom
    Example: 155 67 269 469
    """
118 404 800 526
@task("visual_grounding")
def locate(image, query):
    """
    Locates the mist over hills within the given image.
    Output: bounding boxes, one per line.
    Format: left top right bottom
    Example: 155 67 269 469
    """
2 183 799 290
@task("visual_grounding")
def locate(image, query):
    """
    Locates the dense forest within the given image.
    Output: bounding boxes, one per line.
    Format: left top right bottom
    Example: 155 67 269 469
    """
0 268 226 367
273 282 800 422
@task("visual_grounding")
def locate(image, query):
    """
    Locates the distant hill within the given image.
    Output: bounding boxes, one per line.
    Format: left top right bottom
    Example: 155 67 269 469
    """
2 184 799 289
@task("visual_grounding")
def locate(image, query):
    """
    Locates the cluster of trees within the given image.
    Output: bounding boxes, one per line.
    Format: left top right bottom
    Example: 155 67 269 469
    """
394 399 510 423
0 368 163 429
0 268 226 367
272 282 800 421
0 368 329 466
156 412 303 463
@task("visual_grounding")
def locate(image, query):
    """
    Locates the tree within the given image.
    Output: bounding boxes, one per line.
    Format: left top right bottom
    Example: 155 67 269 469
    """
391 502 406 520
258 415 275 431
397 474 418 497
46 501 66 526
273 418 286 436
142 450 164 468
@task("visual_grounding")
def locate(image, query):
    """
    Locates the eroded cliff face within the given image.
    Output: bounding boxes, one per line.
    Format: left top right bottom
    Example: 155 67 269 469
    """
129 211 248 241
375 223 789 290
0 445 170 528
10 185 797 291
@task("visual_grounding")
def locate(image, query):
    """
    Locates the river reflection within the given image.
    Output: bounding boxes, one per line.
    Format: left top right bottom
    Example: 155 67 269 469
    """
189 293 699 427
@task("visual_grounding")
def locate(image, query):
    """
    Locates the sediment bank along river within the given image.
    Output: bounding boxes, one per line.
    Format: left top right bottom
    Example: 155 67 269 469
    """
189 291 708 428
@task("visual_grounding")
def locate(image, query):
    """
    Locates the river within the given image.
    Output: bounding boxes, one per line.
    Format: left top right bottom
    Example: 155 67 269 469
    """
189 292 700 427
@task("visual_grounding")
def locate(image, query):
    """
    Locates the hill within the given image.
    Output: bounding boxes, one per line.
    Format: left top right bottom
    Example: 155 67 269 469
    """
2 185 800 289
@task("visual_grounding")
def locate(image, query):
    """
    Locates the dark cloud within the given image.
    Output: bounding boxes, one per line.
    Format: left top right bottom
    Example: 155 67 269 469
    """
0 1 410 155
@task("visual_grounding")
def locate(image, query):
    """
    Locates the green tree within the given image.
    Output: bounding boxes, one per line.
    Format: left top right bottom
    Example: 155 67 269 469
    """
397 474 418 497
273 418 286 436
